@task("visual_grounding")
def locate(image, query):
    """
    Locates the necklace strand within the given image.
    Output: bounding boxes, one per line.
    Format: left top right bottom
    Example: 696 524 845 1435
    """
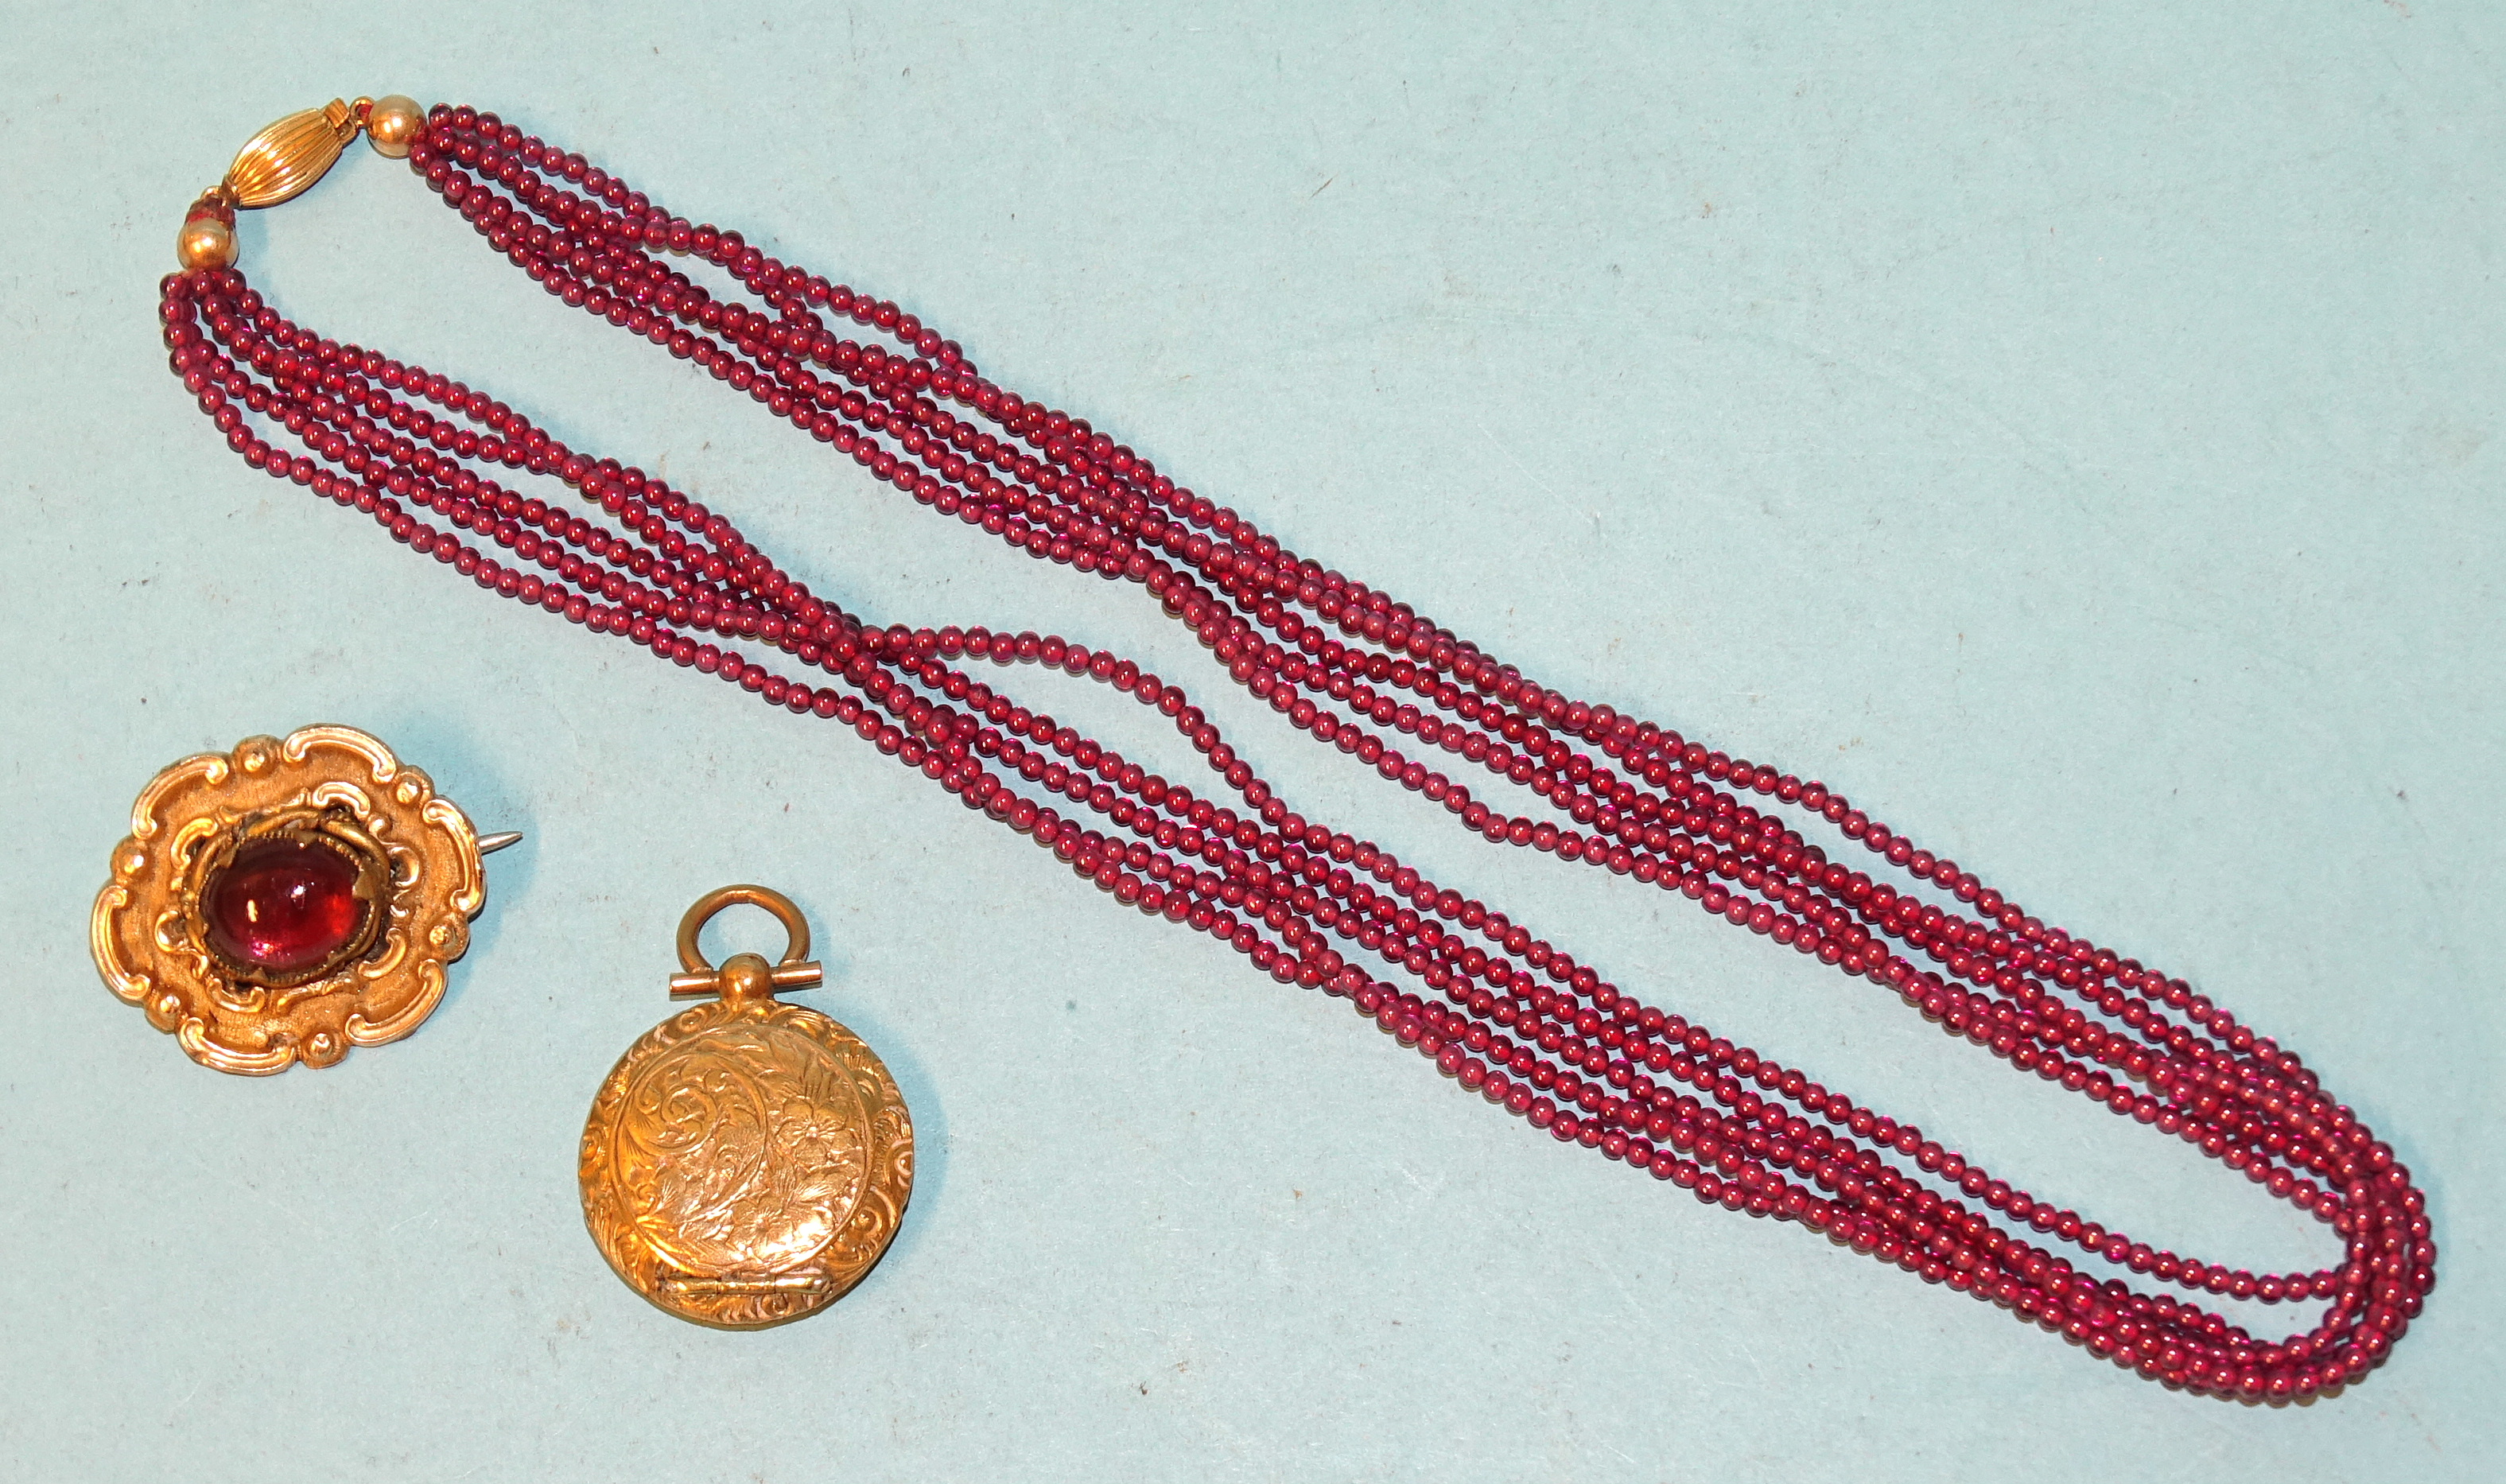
152 101 2433 1400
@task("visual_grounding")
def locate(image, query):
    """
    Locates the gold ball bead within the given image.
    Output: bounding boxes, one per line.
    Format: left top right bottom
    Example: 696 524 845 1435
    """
365 95 423 159
177 215 235 272
717 953 775 1002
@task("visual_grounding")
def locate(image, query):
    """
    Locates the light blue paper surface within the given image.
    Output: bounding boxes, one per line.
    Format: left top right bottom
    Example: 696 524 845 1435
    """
2 4 2499 1479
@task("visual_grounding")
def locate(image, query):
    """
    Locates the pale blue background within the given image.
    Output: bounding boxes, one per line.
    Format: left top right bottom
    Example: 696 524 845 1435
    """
2 3 2499 1480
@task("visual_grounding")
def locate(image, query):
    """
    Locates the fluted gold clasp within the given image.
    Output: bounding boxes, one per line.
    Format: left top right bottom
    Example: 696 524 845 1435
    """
177 94 425 270
223 98 362 210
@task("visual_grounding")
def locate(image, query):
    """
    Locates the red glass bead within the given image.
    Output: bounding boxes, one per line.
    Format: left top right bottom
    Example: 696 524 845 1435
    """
203 836 367 975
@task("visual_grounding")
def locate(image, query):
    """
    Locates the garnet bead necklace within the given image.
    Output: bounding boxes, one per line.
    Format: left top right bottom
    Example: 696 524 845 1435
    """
155 97 2433 1399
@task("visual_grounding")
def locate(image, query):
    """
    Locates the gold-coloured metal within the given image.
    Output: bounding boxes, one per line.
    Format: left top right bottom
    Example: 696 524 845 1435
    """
364 95 423 158
177 96 410 266
221 98 361 210
668 884 824 997
175 212 235 272
580 886 914 1330
91 725 492 1074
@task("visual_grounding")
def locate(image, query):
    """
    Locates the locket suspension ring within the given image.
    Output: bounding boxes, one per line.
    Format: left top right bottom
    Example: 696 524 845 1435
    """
670 884 820 998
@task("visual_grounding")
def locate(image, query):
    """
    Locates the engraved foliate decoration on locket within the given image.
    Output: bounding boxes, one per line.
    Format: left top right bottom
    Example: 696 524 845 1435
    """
615 1013 872 1273
580 887 914 1331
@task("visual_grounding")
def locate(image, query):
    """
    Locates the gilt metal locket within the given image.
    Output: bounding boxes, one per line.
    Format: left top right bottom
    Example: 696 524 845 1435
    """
579 886 914 1329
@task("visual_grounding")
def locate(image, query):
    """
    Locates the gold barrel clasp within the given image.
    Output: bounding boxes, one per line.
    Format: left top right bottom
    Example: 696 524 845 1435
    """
222 98 362 210
177 95 424 270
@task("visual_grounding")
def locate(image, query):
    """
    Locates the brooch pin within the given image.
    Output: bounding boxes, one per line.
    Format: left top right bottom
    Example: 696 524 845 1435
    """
579 885 915 1329
91 724 517 1074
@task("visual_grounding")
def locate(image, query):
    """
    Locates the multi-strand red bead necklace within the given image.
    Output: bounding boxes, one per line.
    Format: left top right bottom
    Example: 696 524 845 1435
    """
155 99 2431 1400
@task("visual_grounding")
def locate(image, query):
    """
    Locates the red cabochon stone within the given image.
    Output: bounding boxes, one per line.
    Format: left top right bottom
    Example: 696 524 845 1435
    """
203 837 365 975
